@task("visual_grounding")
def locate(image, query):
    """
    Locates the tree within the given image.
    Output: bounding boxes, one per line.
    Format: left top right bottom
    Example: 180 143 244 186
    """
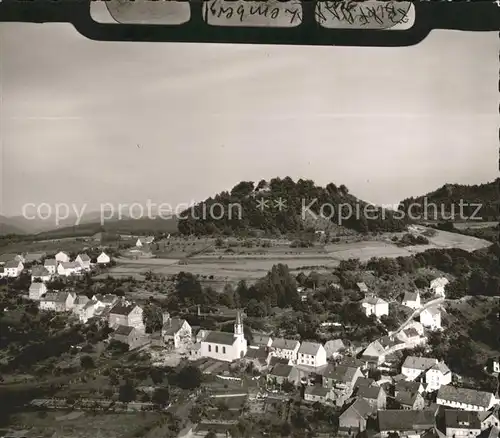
80 355 95 369
174 365 202 390
118 381 136 403
152 386 170 407
205 432 217 438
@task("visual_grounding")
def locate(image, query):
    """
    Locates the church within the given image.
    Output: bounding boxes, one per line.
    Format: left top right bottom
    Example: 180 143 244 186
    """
199 311 247 362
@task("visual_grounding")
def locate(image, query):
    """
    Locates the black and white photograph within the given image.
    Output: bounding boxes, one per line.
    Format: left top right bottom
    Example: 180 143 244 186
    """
0 16 499 438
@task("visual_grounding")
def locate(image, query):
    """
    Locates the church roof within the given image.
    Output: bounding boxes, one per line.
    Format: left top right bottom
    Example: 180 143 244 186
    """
204 331 236 346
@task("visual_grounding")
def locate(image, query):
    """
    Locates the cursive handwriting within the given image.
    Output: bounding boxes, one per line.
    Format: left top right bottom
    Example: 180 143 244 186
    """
204 0 302 26
316 1 410 28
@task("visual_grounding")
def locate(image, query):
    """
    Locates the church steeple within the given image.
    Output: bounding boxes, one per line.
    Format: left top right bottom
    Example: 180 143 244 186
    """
234 310 243 337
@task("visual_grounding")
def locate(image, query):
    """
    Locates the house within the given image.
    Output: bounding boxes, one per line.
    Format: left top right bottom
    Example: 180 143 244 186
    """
78 300 98 323
362 340 386 367
378 409 436 438
420 307 442 330
430 277 449 297
75 254 91 270
136 236 154 247
110 325 146 350
0 267 4 278
200 311 247 362
161 312 192 350
478 410 500 430
324 339 346 358
297 342 327 368
108 302 145 332
57 262 82 277
55 251 70 263
321 361 364 406
72 295 90 315
269 338 301 363
396 380 425 395
357 282 369 293
437 386 497 412
402 356 439 381
403 291 422 310
249 334 272 349
31 266 51 282
425 361 452 391
267 363 300 386
243 347 269 371
356 385 387 410
398 327 426 348
304 385 330 404
0 253 22 265
93 294 119 309
39 291 76 312
444 410 481 438
395 390 425 410
24 252 46 264
355 376 376 389
338 397 373 435
361 294 389 318
29 282 47 300
44 259 58 275
97 252 111 265
4 260 24 277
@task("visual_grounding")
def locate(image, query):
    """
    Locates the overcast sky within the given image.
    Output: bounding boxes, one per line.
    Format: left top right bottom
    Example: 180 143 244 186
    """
0 24 498 217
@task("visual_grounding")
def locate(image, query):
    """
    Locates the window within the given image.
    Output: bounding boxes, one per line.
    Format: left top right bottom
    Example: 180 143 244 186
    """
208 345 211 352
223 347 226 354
216 346 219 353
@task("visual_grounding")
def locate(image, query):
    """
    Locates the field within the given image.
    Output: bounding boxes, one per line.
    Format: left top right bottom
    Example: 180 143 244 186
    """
99 228 492 286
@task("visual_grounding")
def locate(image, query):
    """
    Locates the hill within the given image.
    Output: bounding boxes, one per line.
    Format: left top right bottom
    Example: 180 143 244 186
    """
398 178 500 222
177 177 412 236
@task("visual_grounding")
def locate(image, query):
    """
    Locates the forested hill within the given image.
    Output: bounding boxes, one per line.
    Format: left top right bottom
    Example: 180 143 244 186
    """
177 177 411 236
398 178 500 222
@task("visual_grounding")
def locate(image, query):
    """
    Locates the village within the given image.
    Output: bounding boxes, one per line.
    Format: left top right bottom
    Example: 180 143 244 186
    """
0 231 499 438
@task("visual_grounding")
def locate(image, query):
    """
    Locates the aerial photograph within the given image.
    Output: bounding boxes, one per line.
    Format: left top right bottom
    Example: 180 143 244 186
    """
0 18 499 438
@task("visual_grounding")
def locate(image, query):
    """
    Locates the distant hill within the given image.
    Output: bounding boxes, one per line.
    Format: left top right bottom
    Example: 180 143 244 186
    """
398 178 500 222
177 177 411 236
0 218 27 235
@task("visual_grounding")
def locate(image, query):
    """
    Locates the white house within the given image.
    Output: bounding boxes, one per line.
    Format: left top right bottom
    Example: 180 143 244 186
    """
161 312 192 350
430 277 449 298
72 295 90 315
78 300 99 323
401 356 438 381
57 262 82 277
29 282 47 300
420 307 442 330
39 291 76 312
75 254 91 270
425 361 452 392
361 295 389 318
437 385 497 412
402 291 421 310
55 251 70 263
97 252 111 265
31 266 52 283
44 259 58 275
200 311 247 362
269 338 301 363
108 301 145 332
136 236 154 247
324 339 346 358
297 342 327 368
4 260 24 277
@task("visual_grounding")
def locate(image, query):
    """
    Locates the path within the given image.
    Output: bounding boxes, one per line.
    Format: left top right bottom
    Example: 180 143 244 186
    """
389 297 445 337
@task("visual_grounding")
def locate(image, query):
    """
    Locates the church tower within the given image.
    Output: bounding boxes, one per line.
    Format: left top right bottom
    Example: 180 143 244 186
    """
234 310 247 358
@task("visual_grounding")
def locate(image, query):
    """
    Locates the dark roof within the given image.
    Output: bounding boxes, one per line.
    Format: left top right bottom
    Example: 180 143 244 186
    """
438 386 494 409
44 258 57 266
298 341 323 355
357 385 383 400
355 377 376 388
114 325 135 336
110 302 138 316
5 260 21 268
444 410 481 430
0 253 17 263
403 356 438 371
32 266 50 276
162 318 186 336
269 363 294 378
77 254 91 261
305 385 329 397
323 363 360 383
251 334 271 347
25 252 46 262
396 390 421 407
396 380 422 394
271 338 300 350
404 328 420 338
340 397 373 420
204 331 236 346
404 291 419 302
245 347 268 361
378 410 435 432
269 356 290 367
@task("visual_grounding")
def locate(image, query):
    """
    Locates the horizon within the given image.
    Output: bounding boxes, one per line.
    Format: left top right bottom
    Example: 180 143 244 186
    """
1 25 498 217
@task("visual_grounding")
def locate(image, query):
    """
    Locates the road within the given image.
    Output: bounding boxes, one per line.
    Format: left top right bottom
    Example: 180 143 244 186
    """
389 296 445 337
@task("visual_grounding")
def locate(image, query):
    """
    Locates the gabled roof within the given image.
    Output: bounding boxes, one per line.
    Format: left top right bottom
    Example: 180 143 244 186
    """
355 377 376 388
271 338 300 351
396 390 421 407
25 252 46 262
378 409 435 432
323 363 360 383
44 258 57 266
396 380 422 394
109 302 139 316
428 361 451 375
0 253 18 263
29 282 46 291
362 295 387 306
203 331 236 346
5 260 22 268
162 318 186 336
437 386 494 409
324 339 345 355
402 356 438 371
42 291 70 303
32 266 50 276
77 254 91 261
60 261 80 269
251 334 271 347
422 307 441 317
269 363 294 378
74 295 90 305
357 282 369 292
403 291 419 302
363 340 386 358
114 325 135 336
340 397 373 420
444 410 481 429
403 328 420 338
305 385 329 397
298 341 323 356
357 385 383 400
245 347 268 362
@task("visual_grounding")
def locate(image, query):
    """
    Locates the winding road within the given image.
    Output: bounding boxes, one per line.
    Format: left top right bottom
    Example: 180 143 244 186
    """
389 296 445 337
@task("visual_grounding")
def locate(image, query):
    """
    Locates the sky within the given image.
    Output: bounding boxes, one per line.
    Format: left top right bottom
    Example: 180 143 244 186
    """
0 23 498 217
